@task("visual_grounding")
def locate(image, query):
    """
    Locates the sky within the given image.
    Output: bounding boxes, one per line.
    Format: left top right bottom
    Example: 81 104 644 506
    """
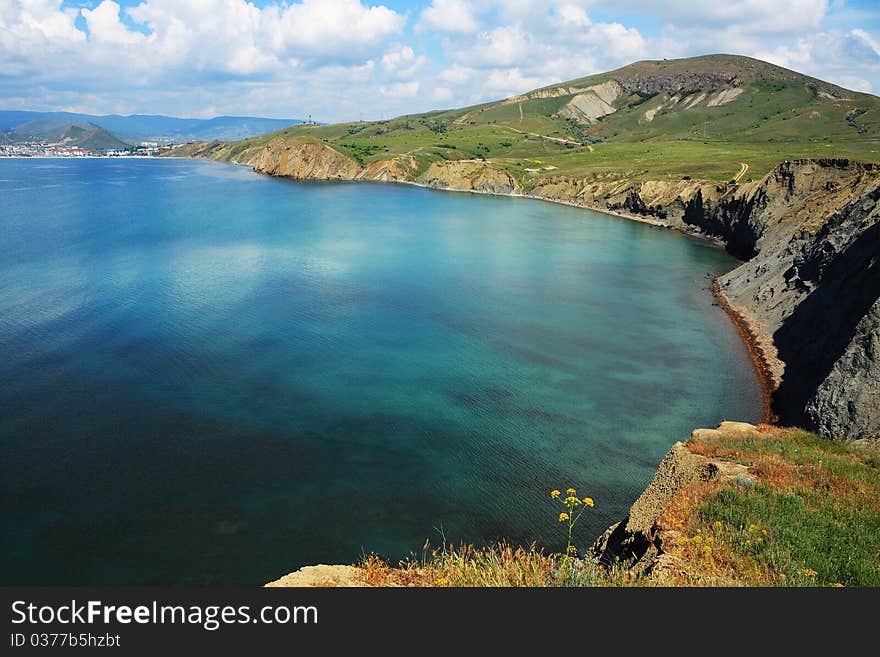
1 0 879 122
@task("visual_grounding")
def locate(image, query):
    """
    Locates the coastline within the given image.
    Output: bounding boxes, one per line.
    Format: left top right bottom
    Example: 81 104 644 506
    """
176 155 776 422
711 280 777 424
394 178 728 248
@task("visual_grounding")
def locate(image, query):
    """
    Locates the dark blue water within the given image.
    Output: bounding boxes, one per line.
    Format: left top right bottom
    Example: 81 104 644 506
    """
0 158 761 584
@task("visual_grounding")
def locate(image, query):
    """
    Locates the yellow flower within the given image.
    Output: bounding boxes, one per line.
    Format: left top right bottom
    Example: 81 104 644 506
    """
435 577 448 586
705 536 714 544
714 521 723 529
566 488 576 495
693 535 703 545
831 583 844 588
564 496 581 506
550 489 561 499
583 497 594 507
676 536 689 545
558 512 570 522
803 568 817 578
703 545 712 554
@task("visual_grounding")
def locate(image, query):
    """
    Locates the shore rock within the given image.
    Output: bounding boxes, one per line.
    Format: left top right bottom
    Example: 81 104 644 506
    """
417 160 519 194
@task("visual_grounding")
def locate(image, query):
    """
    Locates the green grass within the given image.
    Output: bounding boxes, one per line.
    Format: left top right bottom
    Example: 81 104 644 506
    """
349 427 879 587
206 54 879 184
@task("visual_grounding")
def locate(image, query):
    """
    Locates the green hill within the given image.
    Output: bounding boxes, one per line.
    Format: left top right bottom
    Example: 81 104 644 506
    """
3 119 130 151
215 53 879 185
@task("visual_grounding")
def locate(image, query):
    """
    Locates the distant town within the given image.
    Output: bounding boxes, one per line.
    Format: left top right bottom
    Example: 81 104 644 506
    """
0 141 189 157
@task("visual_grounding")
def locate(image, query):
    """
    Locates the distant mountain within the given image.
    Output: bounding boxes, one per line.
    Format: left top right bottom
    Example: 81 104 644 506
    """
3 119 129 150
0 111 304 143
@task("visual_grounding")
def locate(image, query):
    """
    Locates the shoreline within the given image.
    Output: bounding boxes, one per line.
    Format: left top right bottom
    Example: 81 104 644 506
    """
171 155 775 421
711 280 777 424
394 178 728 249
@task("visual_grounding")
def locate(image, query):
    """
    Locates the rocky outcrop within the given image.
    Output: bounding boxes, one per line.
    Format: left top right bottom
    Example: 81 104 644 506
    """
251 138 363 180
591 422 757 571
709 161 880 440
358 154 419 182
265 565 365 587
417 160 518 194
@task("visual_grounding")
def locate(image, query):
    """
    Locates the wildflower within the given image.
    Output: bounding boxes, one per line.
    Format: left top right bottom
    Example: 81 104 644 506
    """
583 497 594 507
762 529 767 536
705 536 714 544
559 512 570 522
754 537 763 544
832 583 844 588
703 545 712 554
803 568 817 578
693 535 703 545
567 545 577 555
566 487 577 495
550 490 561 499
714 521 723 529
676 536 689 545
564 496 581 506
435 577 448 586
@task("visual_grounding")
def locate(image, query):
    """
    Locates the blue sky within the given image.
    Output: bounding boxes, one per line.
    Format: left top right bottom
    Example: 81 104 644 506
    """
2 1 878 121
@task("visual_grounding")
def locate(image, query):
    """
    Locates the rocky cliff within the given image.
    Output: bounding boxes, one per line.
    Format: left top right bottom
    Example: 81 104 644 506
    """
170 137 879 440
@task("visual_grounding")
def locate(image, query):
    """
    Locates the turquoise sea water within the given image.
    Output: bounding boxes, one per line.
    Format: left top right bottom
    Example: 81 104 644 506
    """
0 158 761 585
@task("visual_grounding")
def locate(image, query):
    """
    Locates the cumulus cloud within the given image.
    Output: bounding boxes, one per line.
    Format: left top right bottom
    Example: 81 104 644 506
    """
381 45 426 78
419 0 480 34
0 0 878 122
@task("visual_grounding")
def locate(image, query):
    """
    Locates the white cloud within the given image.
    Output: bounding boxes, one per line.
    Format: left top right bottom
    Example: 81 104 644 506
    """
1 0 878 123
454 24 533 68
605 0 830 35
431 86 454 102
379 81 420 97
381 45 426 78
82 1 149 46
419 0 480 34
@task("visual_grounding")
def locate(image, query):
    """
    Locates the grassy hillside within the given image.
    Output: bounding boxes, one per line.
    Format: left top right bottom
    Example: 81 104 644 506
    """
222 54 879 185
328 426 880 587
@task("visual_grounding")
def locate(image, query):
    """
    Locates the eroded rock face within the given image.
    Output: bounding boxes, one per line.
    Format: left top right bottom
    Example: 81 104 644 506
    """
251 138 363 180
590 442 718 569
591 422 757 571
417 160 518 194
712 162 880 440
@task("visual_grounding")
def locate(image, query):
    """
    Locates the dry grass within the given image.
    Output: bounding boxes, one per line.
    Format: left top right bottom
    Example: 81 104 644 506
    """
347 426 879 587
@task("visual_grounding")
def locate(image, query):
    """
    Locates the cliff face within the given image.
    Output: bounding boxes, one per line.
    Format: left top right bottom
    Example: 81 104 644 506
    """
707 161 880 441
250 138 363 180
417 160 518 194
171 137 879 440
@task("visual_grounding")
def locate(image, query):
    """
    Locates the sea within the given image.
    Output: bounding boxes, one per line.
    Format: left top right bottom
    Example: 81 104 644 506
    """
0 158 762 584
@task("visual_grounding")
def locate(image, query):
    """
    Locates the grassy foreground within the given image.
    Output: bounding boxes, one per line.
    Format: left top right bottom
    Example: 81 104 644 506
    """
355 427 880 587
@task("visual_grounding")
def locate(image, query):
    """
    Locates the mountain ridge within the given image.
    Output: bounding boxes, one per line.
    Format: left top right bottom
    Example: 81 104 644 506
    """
0 110 305 143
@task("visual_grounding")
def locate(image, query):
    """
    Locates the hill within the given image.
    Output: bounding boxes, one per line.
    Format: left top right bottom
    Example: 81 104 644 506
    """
187 53 879 185
2 119 130 150
0 111 304 143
